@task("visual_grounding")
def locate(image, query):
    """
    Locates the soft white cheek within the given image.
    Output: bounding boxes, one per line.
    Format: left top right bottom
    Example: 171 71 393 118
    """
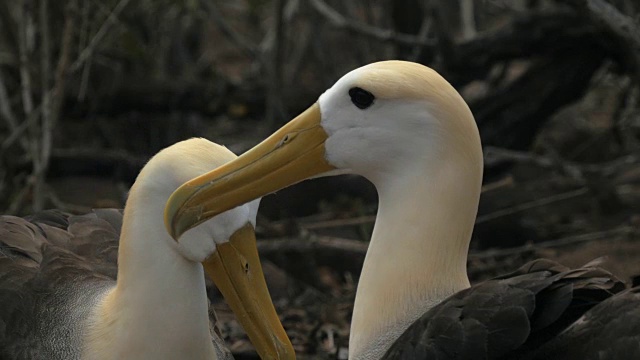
176 205 255 263
327 131 376 170
325 128 405 175
207 205 254 242
324 133 355 169
177 227 217 263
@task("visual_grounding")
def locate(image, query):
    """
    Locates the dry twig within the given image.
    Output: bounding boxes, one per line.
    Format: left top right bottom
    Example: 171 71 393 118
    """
484 147 640 178
409 16 432 62
46 188 92 214
266 0 287 126
257 225 636 264
203 0 259 58
51 147 149 169
33 0 51 211
309 0 436 47
297 186 590 231
471 225 636 259
1 104 41 151
69 0 131 74
475 187 589 224
564 0 640 82
17 0 35 119
0 71 18 132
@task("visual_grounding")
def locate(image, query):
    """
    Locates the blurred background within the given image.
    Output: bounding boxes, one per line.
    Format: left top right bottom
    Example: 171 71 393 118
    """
1 0 639 357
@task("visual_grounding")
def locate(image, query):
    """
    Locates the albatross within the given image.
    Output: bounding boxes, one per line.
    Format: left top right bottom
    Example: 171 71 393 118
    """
0 138 294 359
165 61 640 359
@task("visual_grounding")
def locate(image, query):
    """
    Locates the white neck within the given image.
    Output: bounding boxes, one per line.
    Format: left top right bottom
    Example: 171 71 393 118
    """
83 189 216 360
348 141 483 359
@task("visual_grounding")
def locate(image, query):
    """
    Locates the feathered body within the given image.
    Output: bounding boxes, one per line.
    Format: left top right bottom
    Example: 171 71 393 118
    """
0 138 292 360
164 61 640 360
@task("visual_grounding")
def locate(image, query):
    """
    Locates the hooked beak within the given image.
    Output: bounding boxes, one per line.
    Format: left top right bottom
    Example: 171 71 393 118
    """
164 102 335 240
166 102 333 359
206 224 295 359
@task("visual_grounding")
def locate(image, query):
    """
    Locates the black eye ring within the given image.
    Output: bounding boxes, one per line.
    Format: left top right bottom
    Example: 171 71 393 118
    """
349 87 375 110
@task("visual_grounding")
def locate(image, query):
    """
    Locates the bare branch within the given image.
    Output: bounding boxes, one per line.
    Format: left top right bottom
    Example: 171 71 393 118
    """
295 186 590 231
0 70 19 132
284 6 313 85
309 0 436 47
617 85 640 151
0 1 19 57
409 16 432 62
256 225 636 264
564 0 640 82
46 187 92 214
471 225 636 259
460 0 476 40
69 0 131 74
266 0 287 126
50 147 148 168
17 0 41 212
257 236 369 259
77 56 92 101
34 0 52 211
49 1 75 140
302 215 376 231
17 0 35 117
1 105 41 150
7 183 29 215
484 147 640 178
203 0 259 58
480 176 514 193
475 187 589 224
484 146 585 181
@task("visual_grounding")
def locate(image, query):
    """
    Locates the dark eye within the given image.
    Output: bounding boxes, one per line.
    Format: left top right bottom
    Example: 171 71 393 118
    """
349 87 375 109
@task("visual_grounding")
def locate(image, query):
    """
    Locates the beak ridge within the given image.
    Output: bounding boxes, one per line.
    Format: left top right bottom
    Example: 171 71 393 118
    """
205 224 295 359
165 102 335 240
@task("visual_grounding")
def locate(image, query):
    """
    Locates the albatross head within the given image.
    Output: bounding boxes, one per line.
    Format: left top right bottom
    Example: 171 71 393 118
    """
141 138 260 262
319 61 482 184
164 61 484 359
134 138 294 360
165 61 482 237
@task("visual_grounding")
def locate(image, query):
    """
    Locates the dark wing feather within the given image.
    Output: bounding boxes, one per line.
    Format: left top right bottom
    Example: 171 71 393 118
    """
527 286 640 360
382 259 627 360
0 209 233 360
0 210 121 359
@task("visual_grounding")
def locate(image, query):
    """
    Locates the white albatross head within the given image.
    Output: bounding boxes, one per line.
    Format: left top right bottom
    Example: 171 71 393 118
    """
164 61 482 236
162 61 486 359
136 138 260 262
127 138 294 360
164 61 485 359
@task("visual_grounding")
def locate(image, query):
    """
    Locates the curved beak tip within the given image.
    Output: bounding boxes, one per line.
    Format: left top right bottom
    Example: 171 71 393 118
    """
163 104 332 359
164 221 180 242
164 192 196 241
164 201 179 240
204 225 296 359
163 102 331 243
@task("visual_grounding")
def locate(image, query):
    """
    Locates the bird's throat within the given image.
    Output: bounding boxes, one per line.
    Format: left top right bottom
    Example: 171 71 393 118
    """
348 158 482 359
82 193 216 359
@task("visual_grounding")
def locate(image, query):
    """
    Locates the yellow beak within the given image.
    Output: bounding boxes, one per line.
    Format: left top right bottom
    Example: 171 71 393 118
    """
164 102 335 239
166 102 332 359
207 224 295 360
